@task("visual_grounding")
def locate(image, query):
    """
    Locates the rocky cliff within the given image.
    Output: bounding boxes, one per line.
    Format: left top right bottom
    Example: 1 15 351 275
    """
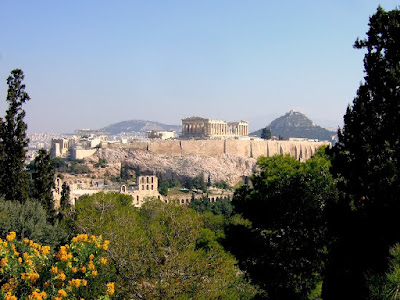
94 148 257 186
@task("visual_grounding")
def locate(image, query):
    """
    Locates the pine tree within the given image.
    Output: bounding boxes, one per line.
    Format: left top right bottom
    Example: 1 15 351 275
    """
0 69 30 201
32 149 55 214
323 7 400 299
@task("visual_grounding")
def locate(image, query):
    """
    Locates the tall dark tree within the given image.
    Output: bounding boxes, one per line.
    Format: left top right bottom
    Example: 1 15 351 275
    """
323 7 400 300
32 149 55 214
260 127 271 140
0 69 30 201
60 181 71 209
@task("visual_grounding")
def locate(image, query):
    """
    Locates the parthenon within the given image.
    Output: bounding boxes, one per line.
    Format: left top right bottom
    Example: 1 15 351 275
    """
181 116 249 139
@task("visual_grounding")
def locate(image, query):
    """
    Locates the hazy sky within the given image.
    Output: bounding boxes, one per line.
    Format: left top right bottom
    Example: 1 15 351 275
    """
0 1 398 133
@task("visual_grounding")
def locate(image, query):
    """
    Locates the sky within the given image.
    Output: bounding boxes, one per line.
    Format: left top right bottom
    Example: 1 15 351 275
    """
0 1 399 133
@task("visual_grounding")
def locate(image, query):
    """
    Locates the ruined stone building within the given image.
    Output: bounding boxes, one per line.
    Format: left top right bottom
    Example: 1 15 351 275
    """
51 134 107 159
120 175 162 207
146 130 177 140
181 117 249 139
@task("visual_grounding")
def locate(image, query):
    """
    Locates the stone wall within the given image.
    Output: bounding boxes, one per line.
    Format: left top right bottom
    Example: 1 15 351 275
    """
72 149 97 160
102 139 330 160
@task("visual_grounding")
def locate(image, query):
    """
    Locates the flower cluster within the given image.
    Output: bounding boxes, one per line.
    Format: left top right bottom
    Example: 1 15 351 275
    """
0 232 115 300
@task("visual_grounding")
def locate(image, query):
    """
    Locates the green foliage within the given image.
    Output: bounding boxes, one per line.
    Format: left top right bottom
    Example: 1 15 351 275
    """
53 158 91 174
227 149 337 299
72 193 257 299
261 127 272 140
94 158 107 168
367 244 400 299
31 149 56 215
157 173 182 195
0 198 67 248
0 69 30 202
190 196 233 216
213 181 230 189
183 173 207 192
323 6 400 299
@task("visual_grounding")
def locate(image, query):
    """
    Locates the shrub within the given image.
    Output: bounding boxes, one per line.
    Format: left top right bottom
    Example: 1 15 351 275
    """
0 232 115 300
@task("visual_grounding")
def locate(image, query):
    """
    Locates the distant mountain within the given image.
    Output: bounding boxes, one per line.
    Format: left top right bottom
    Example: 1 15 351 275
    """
251 110 337 141
101 120 181 135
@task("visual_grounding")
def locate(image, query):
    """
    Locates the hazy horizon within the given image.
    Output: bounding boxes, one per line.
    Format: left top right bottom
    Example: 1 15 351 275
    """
1 1 398 133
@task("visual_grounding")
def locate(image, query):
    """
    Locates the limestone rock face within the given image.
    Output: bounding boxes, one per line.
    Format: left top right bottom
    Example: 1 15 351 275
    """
95 148 257 186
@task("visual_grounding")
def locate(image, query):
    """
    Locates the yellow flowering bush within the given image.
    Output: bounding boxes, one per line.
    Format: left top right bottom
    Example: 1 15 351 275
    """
0 232 115 300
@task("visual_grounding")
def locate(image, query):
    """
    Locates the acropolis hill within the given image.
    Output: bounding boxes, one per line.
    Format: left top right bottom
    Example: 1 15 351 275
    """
51 116 329 161
49 116 331 192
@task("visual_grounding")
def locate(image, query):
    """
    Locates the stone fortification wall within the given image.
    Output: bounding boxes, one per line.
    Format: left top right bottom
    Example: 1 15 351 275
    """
103 139 329 160
180 140 225 157
105 142 149 151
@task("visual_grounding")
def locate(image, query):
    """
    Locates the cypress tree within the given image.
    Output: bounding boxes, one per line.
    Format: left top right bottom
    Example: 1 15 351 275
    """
60 182 71 209
0 69 30 201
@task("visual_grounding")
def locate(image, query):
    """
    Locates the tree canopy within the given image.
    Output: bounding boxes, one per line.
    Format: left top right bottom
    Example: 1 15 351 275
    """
72 193 257 299
226 148 337 299
323 6 400 299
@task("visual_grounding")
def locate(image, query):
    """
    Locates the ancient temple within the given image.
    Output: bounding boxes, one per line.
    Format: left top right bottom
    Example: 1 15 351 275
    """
181 116 249 139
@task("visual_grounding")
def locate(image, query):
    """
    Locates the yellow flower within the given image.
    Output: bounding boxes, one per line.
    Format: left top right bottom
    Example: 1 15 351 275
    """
70 278 81 288
58 272 66 281
77 234 88 242
89 254 94 260
57 289 67 298
100 257 107 265
44 281 50 288
4 291 17 300
106 282 115 295
6 232 16 242
1 282 11 292
71 266 77 273
51 266 58 274
41 246 51 255
18 257 22 263
0 257 8 267
92 270 98 276
80 266 86 273
82 279 87 286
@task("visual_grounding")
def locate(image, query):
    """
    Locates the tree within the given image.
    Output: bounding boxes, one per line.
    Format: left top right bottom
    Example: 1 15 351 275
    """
72 193 257 299
60 182 71 210
323 7 400 299
190 196 234 216
0 198 67 248
261 127 271 140
226 149 337 299
32 149 56 214
0 69 30 201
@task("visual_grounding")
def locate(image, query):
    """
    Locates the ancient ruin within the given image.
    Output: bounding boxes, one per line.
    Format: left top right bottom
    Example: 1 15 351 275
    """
181 117 249 139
